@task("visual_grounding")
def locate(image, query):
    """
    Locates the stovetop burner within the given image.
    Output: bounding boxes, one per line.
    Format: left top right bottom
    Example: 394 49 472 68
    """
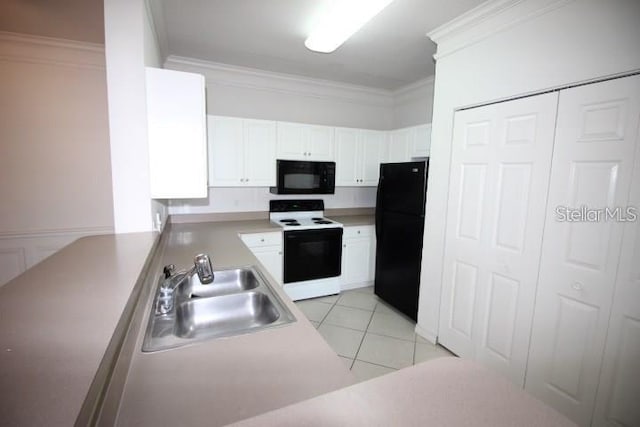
269 199 342 231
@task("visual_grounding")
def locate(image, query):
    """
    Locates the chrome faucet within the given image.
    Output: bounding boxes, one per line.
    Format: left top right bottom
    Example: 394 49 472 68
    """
157 254 213 314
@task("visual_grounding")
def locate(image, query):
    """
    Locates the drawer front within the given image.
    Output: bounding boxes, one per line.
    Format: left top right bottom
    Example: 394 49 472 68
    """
343 225 373 239
240 232 282 248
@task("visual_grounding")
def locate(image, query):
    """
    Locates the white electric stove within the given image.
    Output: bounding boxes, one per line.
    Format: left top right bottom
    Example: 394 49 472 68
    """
269 200 343 300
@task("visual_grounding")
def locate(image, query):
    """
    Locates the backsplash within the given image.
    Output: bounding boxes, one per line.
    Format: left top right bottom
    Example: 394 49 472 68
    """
168 186 377 215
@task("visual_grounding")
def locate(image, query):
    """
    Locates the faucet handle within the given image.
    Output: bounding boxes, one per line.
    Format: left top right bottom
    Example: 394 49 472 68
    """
194 254 214 284
163 264 176 279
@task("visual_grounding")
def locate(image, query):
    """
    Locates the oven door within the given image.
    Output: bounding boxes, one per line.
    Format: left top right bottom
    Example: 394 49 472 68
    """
283 228 342 283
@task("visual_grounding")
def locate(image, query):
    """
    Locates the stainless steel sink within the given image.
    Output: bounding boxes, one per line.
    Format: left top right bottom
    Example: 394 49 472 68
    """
142 266 295 352
175 291 280 338
176 268 260 299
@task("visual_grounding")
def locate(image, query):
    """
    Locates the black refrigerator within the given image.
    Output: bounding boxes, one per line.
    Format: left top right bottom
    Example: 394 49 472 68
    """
374 160 428 321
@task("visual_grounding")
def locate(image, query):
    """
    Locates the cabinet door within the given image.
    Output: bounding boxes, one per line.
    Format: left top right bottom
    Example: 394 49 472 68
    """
244 119 276 186
146 67 207 198
439 92 558 386
360 130 386 186
335 127 360 186
387 128 411 162
525 75 640 426
276 122 306 160
252 246 283 285
342 226 375 289
411 124 431 158
306 125 334 160
208 116 244 186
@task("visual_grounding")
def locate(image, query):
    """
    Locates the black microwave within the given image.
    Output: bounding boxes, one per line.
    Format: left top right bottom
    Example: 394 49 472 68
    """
270 160 336 194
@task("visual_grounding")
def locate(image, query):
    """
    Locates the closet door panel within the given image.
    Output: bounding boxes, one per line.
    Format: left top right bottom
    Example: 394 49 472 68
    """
439 92 558 385
526 74 640 426
592 90 640 427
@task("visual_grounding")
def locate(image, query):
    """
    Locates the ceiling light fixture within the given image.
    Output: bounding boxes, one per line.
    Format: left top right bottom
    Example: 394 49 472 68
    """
305 0 394 54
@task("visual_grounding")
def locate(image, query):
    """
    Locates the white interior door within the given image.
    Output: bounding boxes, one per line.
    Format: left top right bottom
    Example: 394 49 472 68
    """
525 75 640 426
593 117 640 427
438 92 558 386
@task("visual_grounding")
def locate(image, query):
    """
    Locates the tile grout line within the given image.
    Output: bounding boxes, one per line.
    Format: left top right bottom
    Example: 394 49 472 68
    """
351 301 379 370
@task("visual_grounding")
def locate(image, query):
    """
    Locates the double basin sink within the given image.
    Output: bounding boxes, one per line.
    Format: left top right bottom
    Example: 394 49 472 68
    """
143 266 296 352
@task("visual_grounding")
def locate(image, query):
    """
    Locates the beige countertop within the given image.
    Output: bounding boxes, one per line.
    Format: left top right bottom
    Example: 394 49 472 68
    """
228 357 576 427
0 232 158 426
114 220 355 426
329 214 374 227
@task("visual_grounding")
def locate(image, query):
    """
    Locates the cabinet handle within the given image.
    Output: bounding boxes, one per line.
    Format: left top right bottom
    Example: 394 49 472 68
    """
571 282 584 291
357 230 360 234
240 178 244 182
278 251 282 255
343 244 346 248
246 178 249 182
260 238 265 242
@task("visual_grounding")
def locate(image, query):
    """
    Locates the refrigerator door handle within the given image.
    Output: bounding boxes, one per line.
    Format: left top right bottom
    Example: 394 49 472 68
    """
375 175 383 240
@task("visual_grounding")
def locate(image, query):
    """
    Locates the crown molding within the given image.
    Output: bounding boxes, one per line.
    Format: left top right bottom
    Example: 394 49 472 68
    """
393 76 435 105
165 55 396 108
146 0 169 63
0 31 105 70
428 0 575 60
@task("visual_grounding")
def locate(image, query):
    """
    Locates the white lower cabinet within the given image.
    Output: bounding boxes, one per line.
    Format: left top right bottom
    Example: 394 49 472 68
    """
240 232 282 285
437 74 640 427
340 226 375 290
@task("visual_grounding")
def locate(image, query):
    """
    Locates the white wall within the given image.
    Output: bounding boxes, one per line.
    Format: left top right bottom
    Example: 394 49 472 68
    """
169 187 377 215
165 57 396 130
417 0 640 341
104 0 155 233
0 32 114 285
393 77 435 128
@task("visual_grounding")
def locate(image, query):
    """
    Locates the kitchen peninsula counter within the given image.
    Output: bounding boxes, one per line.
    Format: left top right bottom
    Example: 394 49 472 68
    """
114 219 355 426
0 232 158 426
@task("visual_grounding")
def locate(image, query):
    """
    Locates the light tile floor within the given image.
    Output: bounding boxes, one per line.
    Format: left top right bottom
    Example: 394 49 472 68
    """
295 286 456 383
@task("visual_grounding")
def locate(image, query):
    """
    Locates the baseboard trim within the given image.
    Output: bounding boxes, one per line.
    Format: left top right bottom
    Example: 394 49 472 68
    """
340 281 373 292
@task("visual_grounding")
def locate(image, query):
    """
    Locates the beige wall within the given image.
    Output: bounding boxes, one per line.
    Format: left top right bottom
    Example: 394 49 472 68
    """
0 32 114 284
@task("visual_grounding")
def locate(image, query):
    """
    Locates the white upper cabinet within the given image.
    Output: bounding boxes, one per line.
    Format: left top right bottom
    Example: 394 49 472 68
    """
335 127 359 185
411 123 432 157
387 127 411 162
360 130 387 185
335 128 386 186
276 122 334 161
208 116 276 187
146 67 207 199
387 124 432 162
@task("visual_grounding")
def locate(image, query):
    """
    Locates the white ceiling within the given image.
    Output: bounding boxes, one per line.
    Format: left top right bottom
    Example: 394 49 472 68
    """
0 0 486 91
153 0 486 90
